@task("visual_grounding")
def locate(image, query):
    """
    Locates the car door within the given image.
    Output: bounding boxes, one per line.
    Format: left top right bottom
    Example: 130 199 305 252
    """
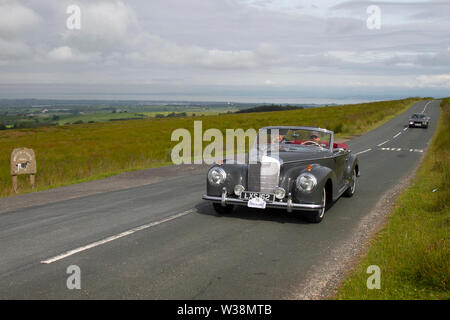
332 148 347 190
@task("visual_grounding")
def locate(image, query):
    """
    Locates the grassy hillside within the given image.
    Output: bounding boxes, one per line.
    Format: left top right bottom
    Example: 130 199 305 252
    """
0 98 419 197
336 98 449 299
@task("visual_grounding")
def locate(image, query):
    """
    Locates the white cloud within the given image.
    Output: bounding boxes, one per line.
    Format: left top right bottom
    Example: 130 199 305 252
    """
126 35 279 69
1 0 449 98
416 74 450 88
61 0 137 53
0 38 32 60
0 1 41 39
236 0 336 16
47 46 99 62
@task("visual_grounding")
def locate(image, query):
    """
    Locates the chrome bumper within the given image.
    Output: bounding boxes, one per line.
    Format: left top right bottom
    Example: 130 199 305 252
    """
202 193 323 212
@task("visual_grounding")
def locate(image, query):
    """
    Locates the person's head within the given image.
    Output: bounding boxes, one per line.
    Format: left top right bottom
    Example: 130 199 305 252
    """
271 133 285 144
310 131 320 142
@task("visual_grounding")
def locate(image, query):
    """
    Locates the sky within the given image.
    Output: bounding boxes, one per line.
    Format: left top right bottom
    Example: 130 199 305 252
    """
0 0 449 103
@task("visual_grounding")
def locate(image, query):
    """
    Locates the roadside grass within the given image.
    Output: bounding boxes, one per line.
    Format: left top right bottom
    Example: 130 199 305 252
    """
335 98 450 300
0 98 419 198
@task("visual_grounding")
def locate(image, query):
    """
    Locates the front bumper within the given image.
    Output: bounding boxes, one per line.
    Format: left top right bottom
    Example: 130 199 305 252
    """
409 122 427 127
202 192 323 212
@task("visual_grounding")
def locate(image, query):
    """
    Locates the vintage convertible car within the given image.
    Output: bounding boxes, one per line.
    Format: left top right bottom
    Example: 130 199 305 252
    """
409 113 430 128
202 126 360 223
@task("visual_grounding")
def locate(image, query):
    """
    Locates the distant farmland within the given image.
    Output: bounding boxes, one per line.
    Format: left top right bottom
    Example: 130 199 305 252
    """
0 98 420 197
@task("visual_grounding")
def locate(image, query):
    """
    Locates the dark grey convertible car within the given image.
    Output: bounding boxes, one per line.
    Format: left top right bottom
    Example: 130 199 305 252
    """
202 126 360 223
409 113 430 128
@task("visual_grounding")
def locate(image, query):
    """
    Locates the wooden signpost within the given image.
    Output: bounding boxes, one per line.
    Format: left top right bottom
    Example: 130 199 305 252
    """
10 148 36 193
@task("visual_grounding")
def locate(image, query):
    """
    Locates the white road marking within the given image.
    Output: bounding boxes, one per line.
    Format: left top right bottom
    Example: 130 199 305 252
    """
355 148 372 156
380 147 423 153
41 209 194 264
403 127 408 131
377 140 390 147
393 132 402 139
422 101 432 113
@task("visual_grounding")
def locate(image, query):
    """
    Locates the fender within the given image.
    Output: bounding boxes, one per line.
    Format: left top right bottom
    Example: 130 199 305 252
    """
206 164 247 196
344 154 360 180
286 164 336 204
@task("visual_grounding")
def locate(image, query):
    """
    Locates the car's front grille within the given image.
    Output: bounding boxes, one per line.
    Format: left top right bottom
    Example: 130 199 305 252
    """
260 161 279 194
247 163 261 192
247 159 280 193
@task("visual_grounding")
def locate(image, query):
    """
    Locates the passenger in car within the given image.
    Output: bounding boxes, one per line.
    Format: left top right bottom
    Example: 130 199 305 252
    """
310 131 321 143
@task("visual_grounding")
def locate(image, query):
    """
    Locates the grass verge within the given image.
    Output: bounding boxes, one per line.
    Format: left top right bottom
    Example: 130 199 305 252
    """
0 98 419 198
335 98 449 300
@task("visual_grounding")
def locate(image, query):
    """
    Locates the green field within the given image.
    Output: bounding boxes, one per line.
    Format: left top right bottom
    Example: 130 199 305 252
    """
0 98 420 198
335 98 449 300
55 109 232 125
0 102 239 128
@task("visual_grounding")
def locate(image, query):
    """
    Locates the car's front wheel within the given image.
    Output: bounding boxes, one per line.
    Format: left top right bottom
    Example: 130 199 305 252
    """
344 168 357 197
213 203 235 215
305 187 326 223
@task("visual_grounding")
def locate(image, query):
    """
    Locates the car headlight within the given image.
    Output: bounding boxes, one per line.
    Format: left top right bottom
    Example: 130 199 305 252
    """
274 187 286 199
234 184 245 196
409 121 414 124
208 167 227 185
296 173 317 192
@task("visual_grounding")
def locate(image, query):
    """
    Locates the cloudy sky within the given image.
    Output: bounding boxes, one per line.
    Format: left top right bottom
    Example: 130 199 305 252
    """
0 0 449 102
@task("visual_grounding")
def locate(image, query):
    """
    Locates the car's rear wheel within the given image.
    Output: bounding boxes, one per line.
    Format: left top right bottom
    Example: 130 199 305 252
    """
344 168 357 197
305 187 326 223
213 203 235 215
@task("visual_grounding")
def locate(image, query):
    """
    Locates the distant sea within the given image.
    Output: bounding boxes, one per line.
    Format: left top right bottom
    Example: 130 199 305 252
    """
0 92 377 105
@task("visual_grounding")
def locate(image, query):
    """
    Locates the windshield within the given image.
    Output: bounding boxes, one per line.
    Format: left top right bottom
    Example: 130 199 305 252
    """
412 114 425 119
254 128 332 153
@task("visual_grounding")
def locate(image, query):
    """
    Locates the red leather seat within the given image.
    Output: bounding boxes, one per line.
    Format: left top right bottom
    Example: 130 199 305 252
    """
333 143 348 150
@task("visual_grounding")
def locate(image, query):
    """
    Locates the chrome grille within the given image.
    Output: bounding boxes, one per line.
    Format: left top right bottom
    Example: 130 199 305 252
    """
247 159 280 193
260 161 279 194
247 163 261 192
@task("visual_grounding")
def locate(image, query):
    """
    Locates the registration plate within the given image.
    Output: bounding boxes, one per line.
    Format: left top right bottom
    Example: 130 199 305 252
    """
248 197 267 209
240 191 275 202
415 123 422 126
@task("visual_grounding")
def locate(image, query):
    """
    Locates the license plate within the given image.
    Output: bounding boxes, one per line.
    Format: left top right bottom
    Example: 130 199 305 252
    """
240 191 275 202
248 197 267 209
415 123 421 126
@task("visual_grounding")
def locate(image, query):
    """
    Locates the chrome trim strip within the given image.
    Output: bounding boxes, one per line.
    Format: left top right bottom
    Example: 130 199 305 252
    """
202 195 323 211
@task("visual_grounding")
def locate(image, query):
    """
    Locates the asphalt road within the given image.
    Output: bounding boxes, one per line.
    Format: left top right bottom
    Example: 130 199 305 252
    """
0 100 441 299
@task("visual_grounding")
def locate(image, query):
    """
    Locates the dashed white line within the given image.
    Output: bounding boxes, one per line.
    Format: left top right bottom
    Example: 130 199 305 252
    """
380 147 423 153
403 127 408 131
422 100 432 113
377 140 390 147
355 148 372 156
393 132 402 139
40 209 194 264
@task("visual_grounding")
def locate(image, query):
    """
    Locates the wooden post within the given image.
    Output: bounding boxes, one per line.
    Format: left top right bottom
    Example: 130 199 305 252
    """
30 174 35 189
12 175 18 193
